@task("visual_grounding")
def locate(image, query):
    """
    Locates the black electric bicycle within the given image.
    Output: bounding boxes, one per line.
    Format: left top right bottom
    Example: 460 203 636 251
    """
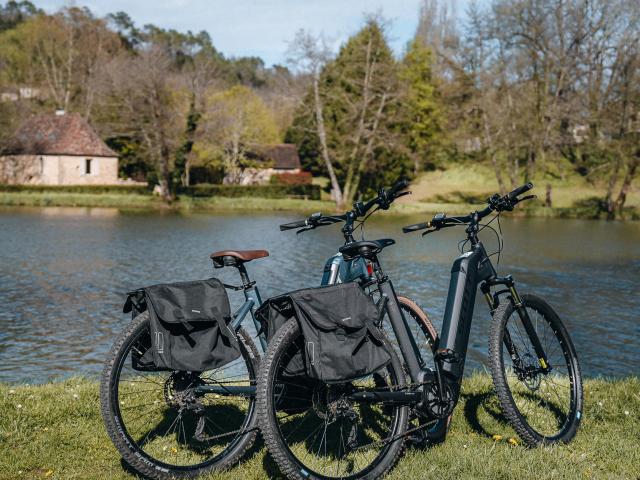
258 183 583 480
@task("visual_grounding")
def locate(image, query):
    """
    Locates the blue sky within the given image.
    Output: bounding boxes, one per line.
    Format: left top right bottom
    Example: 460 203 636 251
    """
33 0 453 66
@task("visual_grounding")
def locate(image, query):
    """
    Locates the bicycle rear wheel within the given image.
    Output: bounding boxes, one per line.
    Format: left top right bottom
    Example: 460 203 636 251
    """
100 311 260 479
489 293 583 446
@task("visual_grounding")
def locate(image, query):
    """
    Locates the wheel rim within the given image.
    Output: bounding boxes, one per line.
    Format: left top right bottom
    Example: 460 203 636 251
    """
111 322 256 469
269 332 404 479
501 304 578 440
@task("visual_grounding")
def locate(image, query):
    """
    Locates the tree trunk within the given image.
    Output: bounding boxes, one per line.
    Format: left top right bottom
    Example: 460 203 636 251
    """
604 157 621 221
313 73 343 207
613 155 639 218
545 183 552 208
482 111 505 194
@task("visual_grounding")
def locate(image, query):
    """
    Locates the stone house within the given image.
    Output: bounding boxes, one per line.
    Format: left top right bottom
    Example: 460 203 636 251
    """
228 143 303 185
0 111 119 185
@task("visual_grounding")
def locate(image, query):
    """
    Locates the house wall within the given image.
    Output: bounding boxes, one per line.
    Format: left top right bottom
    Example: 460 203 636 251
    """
0 155 119 185
225 167 302 185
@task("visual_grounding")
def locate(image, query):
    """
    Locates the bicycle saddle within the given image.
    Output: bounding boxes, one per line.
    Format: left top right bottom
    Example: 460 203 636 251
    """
210 249 269 268
339 239 395 261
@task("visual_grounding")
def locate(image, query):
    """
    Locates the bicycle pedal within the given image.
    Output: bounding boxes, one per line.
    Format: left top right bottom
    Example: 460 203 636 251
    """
435 348 458 363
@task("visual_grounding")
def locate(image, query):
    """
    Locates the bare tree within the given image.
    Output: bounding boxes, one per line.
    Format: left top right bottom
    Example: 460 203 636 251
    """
100 47 187 200
286 30 343 205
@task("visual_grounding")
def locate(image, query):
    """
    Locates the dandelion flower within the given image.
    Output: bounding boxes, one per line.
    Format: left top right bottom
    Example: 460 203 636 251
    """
508 437 519 446
492 434 503 441
171 447 178 454
624 410 629 415
16 404 22 409
45 469 53 477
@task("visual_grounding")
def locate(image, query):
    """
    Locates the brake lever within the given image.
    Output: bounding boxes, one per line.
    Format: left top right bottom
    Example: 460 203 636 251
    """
295 226 315 235
421 228 437 237
394 191 411 199
514 194 537 205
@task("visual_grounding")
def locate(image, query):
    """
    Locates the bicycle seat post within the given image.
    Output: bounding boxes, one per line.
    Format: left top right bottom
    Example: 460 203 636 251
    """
235 263 252 289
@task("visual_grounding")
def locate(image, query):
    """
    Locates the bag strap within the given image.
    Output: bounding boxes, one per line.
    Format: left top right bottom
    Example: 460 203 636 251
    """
123 289 146 314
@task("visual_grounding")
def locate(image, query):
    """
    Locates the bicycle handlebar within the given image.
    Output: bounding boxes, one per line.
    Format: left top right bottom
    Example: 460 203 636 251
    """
279 219 309 231
279 179 410 234
507 182 533 200
402 183 536 235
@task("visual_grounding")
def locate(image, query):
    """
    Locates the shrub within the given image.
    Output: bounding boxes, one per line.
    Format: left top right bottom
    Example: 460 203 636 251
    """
0 184 151 195
181 183 320 200
269 171 313 185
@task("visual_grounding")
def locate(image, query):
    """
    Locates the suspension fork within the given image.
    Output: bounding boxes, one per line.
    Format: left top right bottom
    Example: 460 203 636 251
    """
483 276 550 372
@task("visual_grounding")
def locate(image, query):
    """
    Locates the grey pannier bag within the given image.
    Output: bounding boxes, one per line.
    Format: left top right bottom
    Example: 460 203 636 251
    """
123 278 241 372
257 282 391 383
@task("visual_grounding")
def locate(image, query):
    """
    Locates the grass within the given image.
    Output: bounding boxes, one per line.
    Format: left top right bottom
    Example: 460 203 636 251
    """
0 163 638 219
0 374 638 479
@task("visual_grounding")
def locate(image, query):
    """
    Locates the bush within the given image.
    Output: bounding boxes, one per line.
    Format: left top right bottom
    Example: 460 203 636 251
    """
0 184 151 194
181 183 320 200
269 171 313 185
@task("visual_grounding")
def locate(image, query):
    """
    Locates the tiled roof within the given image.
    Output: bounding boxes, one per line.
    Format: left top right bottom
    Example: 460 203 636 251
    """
253 144 301 169
2 112 117 157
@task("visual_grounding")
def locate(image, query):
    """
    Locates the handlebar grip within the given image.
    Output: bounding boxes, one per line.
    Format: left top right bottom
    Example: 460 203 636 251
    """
389 179 410 196
402 222 429 233
279 220 308 231
508 182 534 200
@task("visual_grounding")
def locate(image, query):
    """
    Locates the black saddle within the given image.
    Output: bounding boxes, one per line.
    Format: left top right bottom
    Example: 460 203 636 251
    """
339 239 396 260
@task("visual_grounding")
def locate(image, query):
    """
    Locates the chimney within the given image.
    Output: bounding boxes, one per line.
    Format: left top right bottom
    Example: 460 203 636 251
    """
55 109 65 116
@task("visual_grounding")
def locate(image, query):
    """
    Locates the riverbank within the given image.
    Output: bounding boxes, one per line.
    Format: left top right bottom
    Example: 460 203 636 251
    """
1 191 638 220
0 374 637 479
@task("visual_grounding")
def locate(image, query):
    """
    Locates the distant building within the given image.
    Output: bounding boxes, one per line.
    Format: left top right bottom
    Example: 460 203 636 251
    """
227 143 303 185
0 111 119 185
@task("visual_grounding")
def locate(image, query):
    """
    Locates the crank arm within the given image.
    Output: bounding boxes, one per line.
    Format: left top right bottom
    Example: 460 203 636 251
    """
347 390 421 405
193 385 256 397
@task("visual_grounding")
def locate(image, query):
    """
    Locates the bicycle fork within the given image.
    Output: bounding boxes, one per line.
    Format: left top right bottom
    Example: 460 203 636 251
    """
482 276 551 374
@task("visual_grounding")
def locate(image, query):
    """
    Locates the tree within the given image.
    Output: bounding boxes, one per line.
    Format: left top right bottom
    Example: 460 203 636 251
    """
195 85 278 183
399 38 445 173
99 46 188 200
0 7 122 116
287 20 411 208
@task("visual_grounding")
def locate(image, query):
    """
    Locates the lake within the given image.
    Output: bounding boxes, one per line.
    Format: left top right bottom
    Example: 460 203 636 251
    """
0 206 638 383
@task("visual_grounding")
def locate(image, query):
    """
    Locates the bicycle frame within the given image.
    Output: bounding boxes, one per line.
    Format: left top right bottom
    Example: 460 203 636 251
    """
368 239 551 410
196 252 368 397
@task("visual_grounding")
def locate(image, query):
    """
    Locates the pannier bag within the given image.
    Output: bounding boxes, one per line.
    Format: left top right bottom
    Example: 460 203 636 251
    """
256 282 391 383
123 278 240 372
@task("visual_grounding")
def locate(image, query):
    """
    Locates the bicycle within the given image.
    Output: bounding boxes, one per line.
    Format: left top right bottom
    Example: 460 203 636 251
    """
257 182 583 480
100 181 440 479
257 181 451 480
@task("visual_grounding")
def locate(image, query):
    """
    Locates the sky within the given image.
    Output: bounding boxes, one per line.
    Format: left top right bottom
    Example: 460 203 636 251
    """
34 0 434 66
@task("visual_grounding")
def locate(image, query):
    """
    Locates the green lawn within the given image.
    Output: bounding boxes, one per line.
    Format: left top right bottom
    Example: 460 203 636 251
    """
0 163 638 220
0 374 637 479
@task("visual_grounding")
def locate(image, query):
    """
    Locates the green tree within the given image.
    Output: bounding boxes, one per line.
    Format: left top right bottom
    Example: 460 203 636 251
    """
194 85 278 183
287 20 412 207
400 38 445 173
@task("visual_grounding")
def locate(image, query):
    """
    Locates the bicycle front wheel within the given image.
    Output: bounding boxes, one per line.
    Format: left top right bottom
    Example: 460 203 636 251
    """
100 311 260 479
489 293 583 446
257 318 409 480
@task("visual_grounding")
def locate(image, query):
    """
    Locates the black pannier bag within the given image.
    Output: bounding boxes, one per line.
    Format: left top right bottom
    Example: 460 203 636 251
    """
123 278 241 372
256 282 391 383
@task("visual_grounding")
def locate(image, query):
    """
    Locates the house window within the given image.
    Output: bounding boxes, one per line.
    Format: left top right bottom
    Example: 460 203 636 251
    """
84 158 92 175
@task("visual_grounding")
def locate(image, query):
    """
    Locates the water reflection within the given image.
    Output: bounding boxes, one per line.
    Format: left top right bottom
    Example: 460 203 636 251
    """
0 206 638 383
